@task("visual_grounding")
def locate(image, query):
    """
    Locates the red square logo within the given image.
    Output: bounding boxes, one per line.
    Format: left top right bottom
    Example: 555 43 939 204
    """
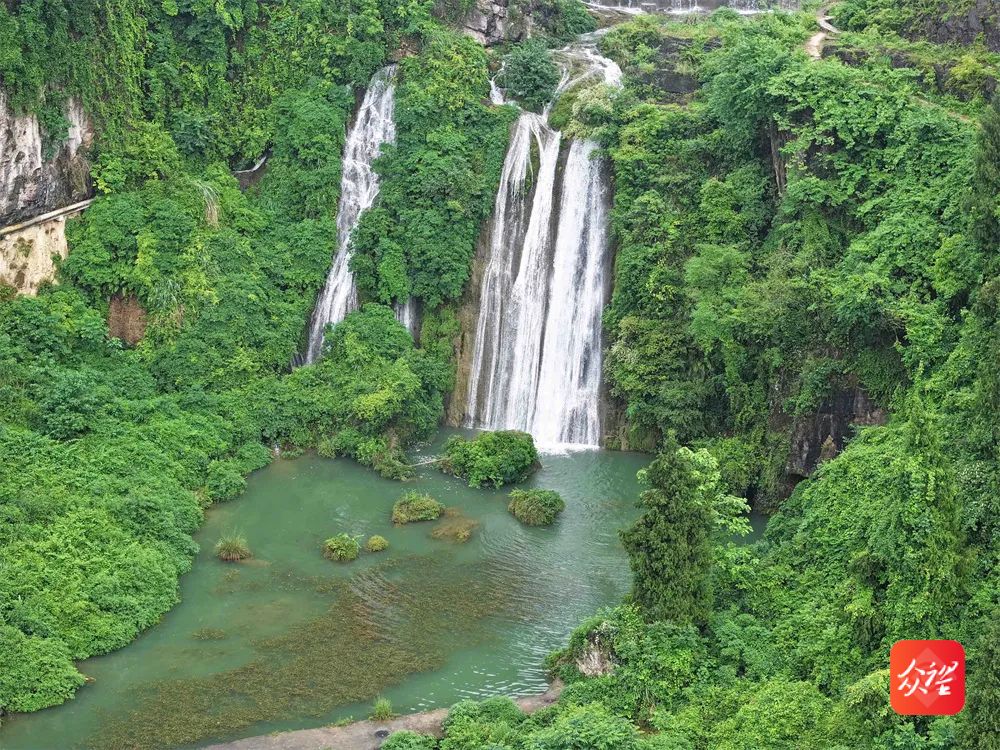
890 640 965 715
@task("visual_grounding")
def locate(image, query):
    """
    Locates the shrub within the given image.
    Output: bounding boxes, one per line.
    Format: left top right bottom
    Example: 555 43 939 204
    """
323 533 361 562
381 730 436 750
507 489 565 526
370 695 395 720
440 431 539 488
365 535 390 552
214 532 251 562
392 492 445 524
0 626 85 713
500 40 561 112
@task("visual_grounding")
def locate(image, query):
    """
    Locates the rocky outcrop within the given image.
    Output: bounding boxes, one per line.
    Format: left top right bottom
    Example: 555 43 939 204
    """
918 0 1000 52
0 92 94 227
460 0 528 45
778 379 888 496
0 205 89 294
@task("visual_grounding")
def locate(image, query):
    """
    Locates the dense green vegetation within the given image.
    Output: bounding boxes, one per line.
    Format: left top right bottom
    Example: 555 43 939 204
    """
499 39 562 111
507 488 565 526
392 491 446 524
441 430 540 487
2 0 998 745
374 7 997 749
366 534 390 552
323 534 362 562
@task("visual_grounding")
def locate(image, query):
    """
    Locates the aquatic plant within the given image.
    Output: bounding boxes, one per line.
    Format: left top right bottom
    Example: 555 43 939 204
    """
392 492 445 524
440 431 539 488
370 695 395 720
430 508 480 543
323 534 361 563
507 489 565 526
190 628 226 641
215 533 252 562
365 535 390 552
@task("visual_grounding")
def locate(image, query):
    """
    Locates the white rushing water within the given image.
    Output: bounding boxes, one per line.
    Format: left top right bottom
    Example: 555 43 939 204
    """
306 66 396 363
465 38 620 450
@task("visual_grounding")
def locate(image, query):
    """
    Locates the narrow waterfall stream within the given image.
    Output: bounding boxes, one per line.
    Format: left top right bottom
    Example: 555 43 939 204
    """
465 36 620 450
306 66 396 363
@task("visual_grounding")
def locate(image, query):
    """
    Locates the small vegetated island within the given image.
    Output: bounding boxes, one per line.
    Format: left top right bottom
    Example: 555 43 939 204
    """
0 0 997 747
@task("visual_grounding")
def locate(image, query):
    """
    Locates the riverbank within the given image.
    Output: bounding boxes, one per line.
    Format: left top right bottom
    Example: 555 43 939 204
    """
202 682 564 750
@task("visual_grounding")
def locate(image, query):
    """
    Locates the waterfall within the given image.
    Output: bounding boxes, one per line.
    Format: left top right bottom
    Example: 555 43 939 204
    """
532 140 611 446
395 298 420 338
306 66 396 363
464 39 619 450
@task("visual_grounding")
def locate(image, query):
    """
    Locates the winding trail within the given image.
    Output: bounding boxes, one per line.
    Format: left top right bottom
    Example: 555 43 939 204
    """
804 4 973 125
806 5 839 60
200 682 563 750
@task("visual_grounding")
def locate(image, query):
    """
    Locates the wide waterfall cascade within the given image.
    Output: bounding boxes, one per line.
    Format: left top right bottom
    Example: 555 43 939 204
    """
306 66 396 363
465 114 563 431
464 40 620 450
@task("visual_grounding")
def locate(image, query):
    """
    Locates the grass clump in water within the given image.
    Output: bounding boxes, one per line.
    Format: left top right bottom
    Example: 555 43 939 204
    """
431 508 479 543
392 492 444 524
365 535 389 552
507 489 565 526
370 695 395 720
215 532 251 562
323 534 361 562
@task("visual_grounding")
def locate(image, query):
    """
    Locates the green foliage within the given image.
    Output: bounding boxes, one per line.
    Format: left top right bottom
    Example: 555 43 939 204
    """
441 430 539 488
500 40 561 112
382 730 437 750
323 534 362 563
507 489 565 526
350 30 515 309
0 626 85 714
370 695 395 720
365 534 390 552
957 612 1000 749
214 532 251 562
532 0 597 45
621 440 714 627
392 492 445 524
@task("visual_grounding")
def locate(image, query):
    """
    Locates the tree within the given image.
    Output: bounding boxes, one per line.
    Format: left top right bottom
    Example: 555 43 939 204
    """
620 437 713 626
500 40 560 113
958 613 1000 750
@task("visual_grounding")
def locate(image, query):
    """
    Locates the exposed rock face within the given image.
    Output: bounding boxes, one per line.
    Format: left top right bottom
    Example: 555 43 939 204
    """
0 92 94 227
108 294 149 346
920 0 1000 52
0 214 75 294
460 0 527 46
782 381 888 490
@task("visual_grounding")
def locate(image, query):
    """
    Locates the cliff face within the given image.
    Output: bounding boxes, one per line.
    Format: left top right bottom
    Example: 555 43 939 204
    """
460 0 528 45
0 93 94 227
0 215 75 295
921 0 1000 50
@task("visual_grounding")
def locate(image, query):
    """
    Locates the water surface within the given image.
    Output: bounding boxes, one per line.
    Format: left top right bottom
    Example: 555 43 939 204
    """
3 433 649 749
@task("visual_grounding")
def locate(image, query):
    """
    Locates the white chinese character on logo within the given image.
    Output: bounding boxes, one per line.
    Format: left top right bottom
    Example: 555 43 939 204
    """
897 659 958 698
